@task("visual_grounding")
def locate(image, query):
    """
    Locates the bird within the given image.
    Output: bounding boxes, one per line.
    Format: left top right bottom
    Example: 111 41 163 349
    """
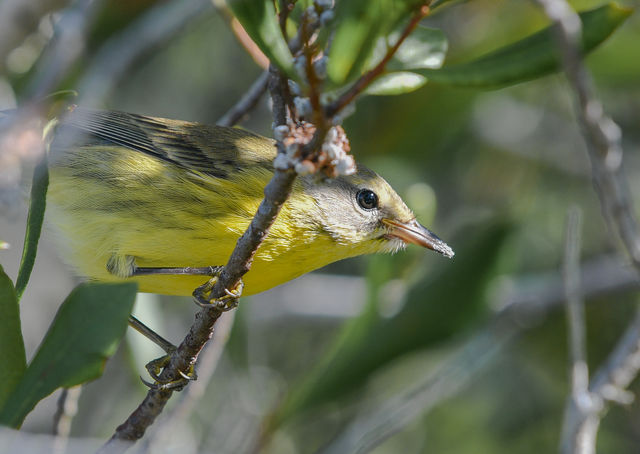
45 108 453 300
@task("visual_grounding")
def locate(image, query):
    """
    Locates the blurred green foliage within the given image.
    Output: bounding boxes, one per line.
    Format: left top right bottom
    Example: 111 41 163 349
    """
0 266 26 410
0 283 136 428
1 0 638 452
269 221 512 432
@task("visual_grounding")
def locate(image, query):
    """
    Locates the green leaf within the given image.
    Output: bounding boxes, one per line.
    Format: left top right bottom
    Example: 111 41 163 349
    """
0 265 26 409
228 0 294 76
328 0 424 85
416 3 633 87
430 0 459 10
364 26 445 95
0 282 137 428
267 221 512 431
15 157 48 301
383 26 447 71
366 71 427 95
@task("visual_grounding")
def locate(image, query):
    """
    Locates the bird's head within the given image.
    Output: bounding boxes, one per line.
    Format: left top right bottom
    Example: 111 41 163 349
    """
300 165 454 259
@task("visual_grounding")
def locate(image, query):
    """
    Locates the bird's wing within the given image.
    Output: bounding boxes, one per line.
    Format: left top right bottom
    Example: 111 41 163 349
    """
57 108 275 177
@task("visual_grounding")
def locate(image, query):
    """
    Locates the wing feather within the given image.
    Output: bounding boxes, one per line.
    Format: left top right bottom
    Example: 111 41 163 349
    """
54 108 275 177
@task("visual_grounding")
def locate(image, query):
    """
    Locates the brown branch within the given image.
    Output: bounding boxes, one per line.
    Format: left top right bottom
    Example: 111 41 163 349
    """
100 0 415 447
230 18 270 69
217 70 269 127
143 312 236 452
211 0 270 70
325 4 430 118
99 66 298 454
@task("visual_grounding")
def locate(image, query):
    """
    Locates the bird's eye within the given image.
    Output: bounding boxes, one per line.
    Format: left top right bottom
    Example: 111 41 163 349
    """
356 189 378 210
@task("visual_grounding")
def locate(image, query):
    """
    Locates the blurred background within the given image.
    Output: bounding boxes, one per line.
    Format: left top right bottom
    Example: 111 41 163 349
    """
0 0 639 453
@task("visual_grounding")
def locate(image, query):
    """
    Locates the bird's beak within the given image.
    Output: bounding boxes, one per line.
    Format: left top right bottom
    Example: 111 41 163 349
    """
382 218 454 258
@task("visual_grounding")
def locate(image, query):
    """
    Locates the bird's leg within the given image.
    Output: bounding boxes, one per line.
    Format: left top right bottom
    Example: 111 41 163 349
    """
125 264 242 390
132 265 224 276
130 264 243 309
128 315 197 391
128 314 175 353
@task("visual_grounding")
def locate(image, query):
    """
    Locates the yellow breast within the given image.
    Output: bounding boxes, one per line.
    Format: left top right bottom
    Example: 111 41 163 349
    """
47 144 345 296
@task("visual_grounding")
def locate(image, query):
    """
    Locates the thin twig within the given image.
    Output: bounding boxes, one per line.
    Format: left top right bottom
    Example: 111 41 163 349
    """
532 0 640 452
319 321 517 454
318 253 640 454
566 309 640 454
208 71 298 301
211 0 270 69
100 0 437 448
590 311 640 403
534 0 640 268
98 67 298 454
325 4 430 118
217 70 269 127
143 312 236 454
563 208 585 371
52 386 82 454
560 207 598 454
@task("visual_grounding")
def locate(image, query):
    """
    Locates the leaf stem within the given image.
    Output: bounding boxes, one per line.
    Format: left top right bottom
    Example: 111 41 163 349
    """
325 4 430 118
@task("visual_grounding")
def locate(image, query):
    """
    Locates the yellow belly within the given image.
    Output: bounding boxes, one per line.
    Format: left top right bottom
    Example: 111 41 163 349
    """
46 146 345 296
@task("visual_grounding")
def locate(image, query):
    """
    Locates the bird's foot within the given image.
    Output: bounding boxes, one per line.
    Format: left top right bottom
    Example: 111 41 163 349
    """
192 274 243 311
140 350 197 392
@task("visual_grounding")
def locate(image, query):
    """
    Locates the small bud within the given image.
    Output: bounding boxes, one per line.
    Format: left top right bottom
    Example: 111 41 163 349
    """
288 80 301 96
322 142 341 160
273 125 289 142
295 160 316 175
313 56 327 79
325 126 338 143
306 7 319 25
286 142 299 157
336 155 356 176
294 55 307 81
294 97 312 119
320 10 334 25
315 0 334 10
274 153 291 170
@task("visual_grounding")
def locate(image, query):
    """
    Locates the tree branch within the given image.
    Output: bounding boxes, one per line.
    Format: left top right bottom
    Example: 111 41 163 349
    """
99 66 298 454
559 207 598 454
217 70 269 127
99 0 438 449
532 1 640 452
143 312 236 453
534 0 640 268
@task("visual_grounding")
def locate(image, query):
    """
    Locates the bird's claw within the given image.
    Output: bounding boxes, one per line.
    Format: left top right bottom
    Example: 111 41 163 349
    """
140 353 197 391
192 275 243 311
